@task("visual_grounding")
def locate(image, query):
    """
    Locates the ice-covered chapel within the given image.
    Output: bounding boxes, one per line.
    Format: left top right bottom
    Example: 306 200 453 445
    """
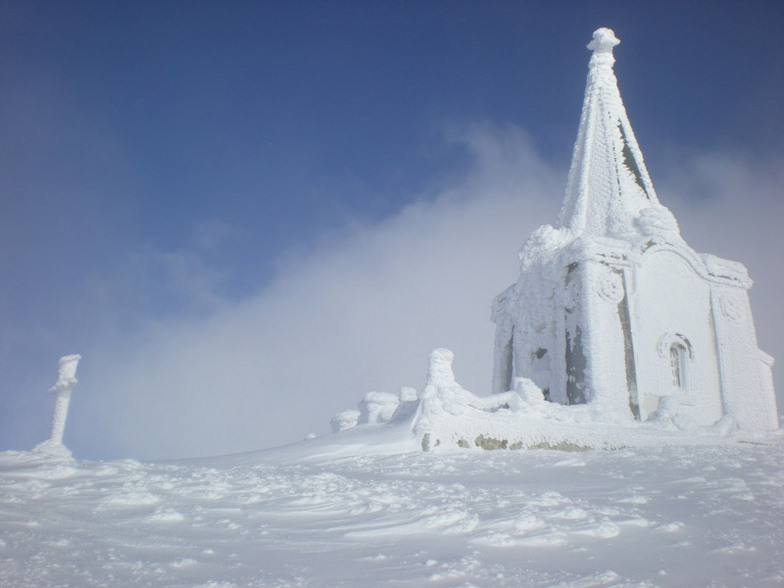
491 28 777 433
332 28 777 450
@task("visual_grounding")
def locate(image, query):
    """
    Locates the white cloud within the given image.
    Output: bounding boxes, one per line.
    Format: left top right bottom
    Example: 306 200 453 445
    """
75 123 561 458
71 124 784 459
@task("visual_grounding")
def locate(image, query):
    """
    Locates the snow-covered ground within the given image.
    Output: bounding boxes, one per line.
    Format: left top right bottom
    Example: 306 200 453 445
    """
2 429 783 587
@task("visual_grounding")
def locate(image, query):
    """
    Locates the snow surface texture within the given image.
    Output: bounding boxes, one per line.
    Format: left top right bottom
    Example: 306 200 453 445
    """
2 434 784 586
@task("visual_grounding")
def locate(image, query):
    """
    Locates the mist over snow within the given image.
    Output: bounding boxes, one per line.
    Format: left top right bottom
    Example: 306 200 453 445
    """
78 124 562 459
47 124 781 460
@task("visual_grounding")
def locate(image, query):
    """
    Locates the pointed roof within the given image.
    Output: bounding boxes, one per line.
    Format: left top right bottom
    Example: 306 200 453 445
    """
559 28 660 240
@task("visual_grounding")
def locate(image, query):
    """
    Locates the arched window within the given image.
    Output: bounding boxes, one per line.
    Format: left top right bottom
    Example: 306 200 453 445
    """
658 333 693 394
669 343 688 390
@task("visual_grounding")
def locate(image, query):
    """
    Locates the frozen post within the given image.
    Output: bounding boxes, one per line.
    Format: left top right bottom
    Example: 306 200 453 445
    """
48 354 81 446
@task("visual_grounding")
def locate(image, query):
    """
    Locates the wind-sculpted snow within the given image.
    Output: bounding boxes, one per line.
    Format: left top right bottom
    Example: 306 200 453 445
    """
1 440 783 586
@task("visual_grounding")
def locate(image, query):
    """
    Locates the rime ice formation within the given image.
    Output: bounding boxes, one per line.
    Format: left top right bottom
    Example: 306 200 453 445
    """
559 27 659 240
331 28 778 451
331 390 407 433
34 354 81 457
491 28 777 433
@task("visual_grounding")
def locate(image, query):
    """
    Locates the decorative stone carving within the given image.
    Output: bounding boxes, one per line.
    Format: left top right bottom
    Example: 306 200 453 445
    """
597 271 625 304
719 293 743 323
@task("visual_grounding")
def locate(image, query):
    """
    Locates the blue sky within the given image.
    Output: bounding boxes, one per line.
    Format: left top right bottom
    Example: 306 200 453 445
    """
2 1 783 459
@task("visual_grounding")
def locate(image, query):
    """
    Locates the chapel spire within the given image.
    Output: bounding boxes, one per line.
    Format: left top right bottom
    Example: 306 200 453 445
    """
559 28 660 240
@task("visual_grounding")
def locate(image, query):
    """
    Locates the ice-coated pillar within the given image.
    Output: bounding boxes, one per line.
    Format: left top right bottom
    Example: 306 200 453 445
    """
48 354 81 446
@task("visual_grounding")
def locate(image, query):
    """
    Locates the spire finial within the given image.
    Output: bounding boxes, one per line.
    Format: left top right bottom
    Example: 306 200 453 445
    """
588 27 620 54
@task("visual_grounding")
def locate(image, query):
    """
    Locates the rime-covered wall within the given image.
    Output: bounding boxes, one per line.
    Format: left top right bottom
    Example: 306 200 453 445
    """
630 247 723 425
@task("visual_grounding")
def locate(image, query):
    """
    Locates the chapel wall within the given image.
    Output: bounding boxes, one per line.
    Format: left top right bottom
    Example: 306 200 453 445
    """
629 249 723 425
710 284 779 431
